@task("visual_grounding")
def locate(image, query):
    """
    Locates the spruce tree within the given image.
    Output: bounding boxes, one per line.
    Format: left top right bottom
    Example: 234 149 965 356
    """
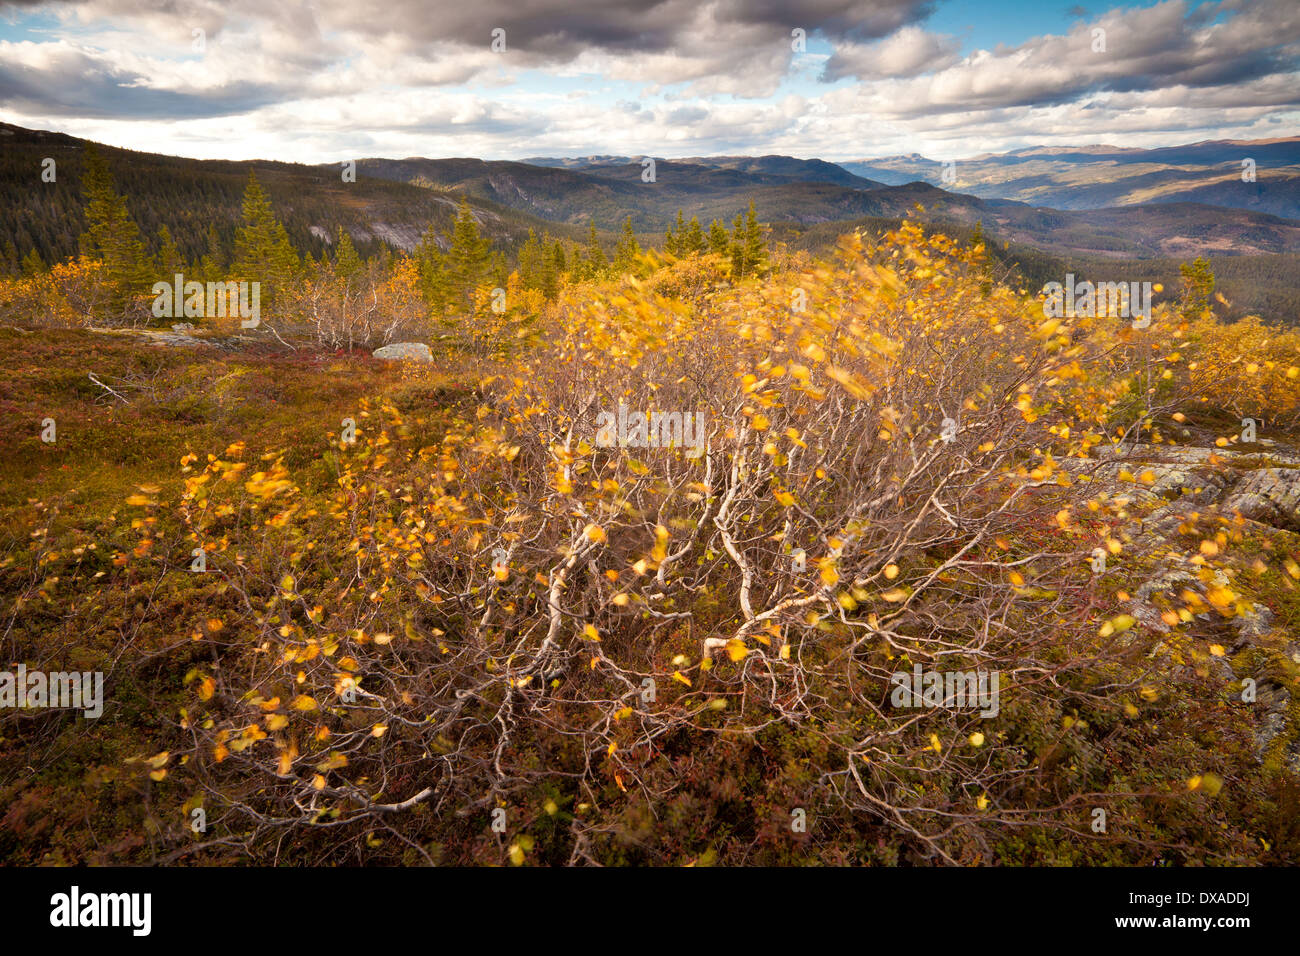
156 225 185 277
551 240 567 281
233 171 299 302
79 145 149 293
0 240 19 277
614 216 640 273
1179 256 1215 321
730 212 745 276
198 225 227 283
517 228 543 291
414 223 449 314
540 232 559 299
20 248 45 276
334 227 362 282
683 216 705 255
585 222 607 276
741 201 767 277
446 199 491 308
665 209 688 255
708 219 730 256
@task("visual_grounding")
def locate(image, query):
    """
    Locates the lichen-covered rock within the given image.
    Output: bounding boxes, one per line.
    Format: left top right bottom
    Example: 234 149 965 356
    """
1223 467 1300 530
373 342 433 362
1253 681 1300 774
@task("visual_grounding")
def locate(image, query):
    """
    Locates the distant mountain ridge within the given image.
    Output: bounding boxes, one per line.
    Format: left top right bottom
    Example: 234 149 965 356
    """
5 122 1300 300
359 154 1300 260
840 137 1300 220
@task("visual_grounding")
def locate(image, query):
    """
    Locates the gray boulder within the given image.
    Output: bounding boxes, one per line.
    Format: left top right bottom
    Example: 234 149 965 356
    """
373 342 433 363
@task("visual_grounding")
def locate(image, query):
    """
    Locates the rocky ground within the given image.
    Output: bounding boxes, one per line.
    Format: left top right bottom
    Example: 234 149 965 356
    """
1061 437 1300 773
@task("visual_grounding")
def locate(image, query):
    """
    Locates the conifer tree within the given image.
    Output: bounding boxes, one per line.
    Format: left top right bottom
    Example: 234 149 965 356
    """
334 227 362 282
585 222 607 277
0 240 19 277
1179 256 1216 321
20 248 45 276
708 219 730 256
233 171 299 302
614 216 640 273
489 250 509 290
683 216 705 255
729 211 745 276
741 200 767 278
197 225 227 283
156 225 185 277
414 223 449 314
539 232 559 299
79 145 149 293
446 199 492 307
551 240 567 281
517 228 544 291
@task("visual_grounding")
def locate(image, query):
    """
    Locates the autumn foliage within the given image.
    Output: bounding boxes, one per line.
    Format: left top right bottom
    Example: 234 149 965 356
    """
2 222 1299 866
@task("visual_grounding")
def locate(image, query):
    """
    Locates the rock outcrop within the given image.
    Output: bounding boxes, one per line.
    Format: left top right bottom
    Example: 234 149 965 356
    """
373 342 433 362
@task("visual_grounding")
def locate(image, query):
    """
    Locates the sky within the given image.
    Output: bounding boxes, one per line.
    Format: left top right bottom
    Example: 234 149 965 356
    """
0 0 1297 165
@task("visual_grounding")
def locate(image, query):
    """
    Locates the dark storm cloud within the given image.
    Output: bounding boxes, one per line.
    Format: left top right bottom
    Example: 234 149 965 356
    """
4 0 936 55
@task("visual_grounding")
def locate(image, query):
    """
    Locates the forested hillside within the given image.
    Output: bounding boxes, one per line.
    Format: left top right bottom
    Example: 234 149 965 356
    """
0 123 587 273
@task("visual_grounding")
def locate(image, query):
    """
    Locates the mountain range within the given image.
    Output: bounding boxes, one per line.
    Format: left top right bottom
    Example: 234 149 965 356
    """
839 138 1300 220
3 122 1299 322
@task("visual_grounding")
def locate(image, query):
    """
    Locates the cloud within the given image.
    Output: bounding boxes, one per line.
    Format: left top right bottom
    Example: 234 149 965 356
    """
823 25 962 80
0 0 1295 163
859 0 1300 117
